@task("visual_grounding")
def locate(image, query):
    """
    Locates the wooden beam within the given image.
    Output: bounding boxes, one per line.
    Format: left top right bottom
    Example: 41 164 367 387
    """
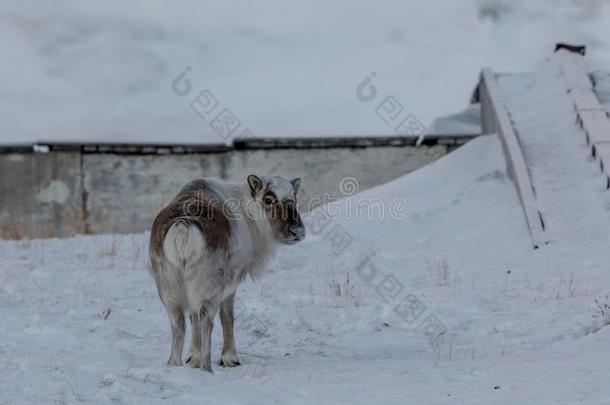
557 49 610 186
479 68 547 249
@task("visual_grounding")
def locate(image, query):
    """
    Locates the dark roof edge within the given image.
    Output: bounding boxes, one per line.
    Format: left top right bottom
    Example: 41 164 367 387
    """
0 134 480 155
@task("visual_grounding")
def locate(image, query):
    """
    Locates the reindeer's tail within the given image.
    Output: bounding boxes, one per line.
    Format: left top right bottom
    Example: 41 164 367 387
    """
163 219 206 269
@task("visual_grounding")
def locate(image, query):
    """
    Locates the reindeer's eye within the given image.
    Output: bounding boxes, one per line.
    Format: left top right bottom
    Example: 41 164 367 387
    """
263 194 275 205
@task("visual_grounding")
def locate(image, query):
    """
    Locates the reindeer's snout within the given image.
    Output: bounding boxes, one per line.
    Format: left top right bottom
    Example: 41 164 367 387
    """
279 210 305 245
286 224 306 244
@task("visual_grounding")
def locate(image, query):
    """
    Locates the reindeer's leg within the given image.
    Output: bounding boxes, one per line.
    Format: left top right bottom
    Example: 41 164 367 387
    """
185 312 202 368
219 293 241 367
199 305 217 372
165 304 185 367
185 249 226 372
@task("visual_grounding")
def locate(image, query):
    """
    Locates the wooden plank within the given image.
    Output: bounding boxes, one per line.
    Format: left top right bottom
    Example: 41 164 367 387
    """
571 92 606 113
580 111 610 152
593 143 610 189
559 50 593 91
479 68 547 249
558 49 610 159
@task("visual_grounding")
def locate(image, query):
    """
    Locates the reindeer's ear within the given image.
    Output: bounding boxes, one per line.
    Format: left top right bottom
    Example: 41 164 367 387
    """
291 178 302 194
247 175 263 196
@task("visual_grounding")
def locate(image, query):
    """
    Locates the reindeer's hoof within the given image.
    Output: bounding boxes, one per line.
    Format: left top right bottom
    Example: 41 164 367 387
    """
219 352 241 367
219 359 241 367
185 355 201 369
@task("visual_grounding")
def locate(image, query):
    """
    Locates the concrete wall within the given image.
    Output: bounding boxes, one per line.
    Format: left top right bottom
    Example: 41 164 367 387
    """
0 143 460 239
0 152 84 239
84 153 226 234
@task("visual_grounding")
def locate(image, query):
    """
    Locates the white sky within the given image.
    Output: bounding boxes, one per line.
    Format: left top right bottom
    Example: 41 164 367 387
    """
1 0 609 144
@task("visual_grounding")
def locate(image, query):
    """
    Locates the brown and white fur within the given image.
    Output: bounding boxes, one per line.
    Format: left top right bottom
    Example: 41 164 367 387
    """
148 174 305 372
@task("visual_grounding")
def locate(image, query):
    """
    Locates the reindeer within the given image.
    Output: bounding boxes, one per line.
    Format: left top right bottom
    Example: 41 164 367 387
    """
148 174 305 372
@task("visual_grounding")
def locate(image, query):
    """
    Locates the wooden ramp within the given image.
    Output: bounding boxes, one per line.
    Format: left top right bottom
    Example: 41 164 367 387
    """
478 46 610 249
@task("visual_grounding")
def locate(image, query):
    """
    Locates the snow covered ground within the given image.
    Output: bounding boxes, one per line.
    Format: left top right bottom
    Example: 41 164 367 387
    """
2 0 610 144
3 132 610 403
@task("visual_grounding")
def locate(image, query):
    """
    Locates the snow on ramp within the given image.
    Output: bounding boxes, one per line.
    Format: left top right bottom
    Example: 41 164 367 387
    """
593 70 610 115
2 135 610 403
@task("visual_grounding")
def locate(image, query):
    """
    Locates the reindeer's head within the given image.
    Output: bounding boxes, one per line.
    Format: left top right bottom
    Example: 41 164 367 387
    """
247 174 306 245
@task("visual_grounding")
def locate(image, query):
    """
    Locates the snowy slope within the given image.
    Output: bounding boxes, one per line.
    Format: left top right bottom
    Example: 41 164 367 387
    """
3 134 610 404
2 0 610 144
